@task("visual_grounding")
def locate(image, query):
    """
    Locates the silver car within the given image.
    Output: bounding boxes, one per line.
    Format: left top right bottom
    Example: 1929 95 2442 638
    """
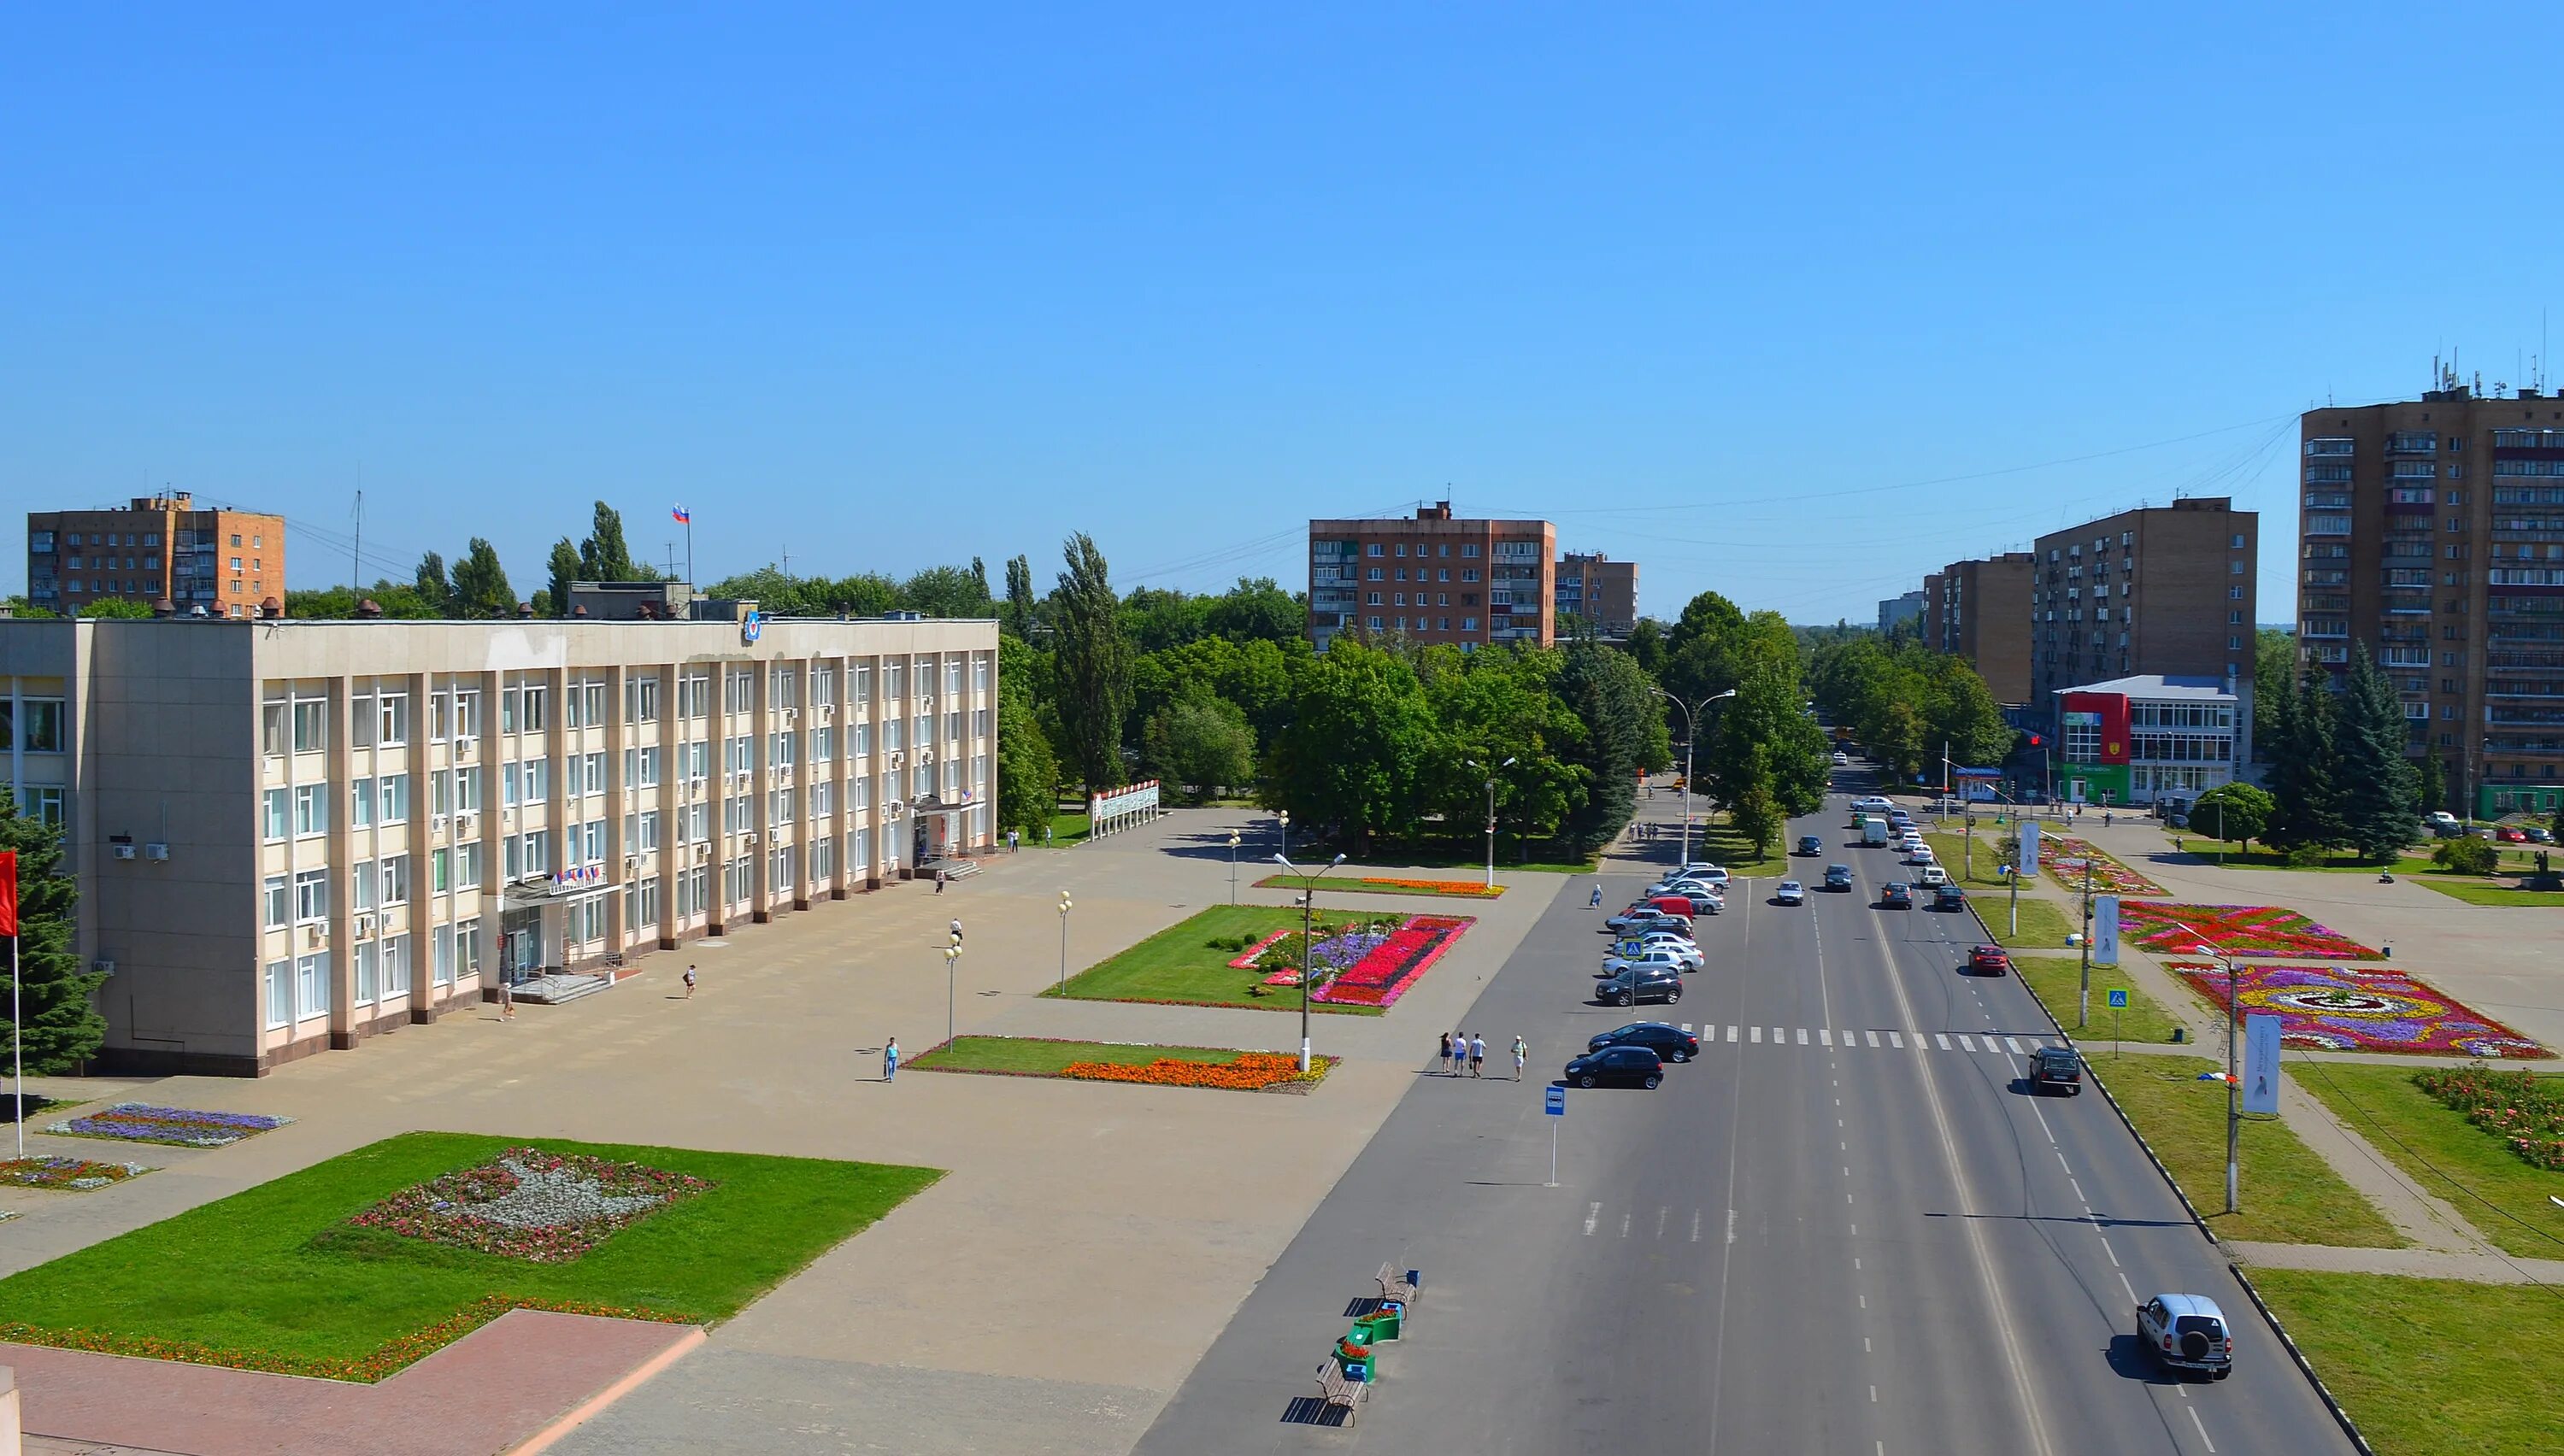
1602 945 1701 978
1773 880 1806 906
2137 1294 2233 1378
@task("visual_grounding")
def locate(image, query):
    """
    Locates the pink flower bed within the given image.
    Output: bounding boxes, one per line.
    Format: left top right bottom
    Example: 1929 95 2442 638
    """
2120 901 2383 960
1311 915 1472 1008
2042 837 2167 896
2167 961 2549 1059
1226 929 1296 969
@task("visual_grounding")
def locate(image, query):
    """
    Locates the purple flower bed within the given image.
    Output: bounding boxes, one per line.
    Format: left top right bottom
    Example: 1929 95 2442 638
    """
47 1104 294 1148
348 1145 715 1264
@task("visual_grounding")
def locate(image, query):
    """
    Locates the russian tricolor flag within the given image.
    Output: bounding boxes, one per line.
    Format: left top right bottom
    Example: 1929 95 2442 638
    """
672 505 691 524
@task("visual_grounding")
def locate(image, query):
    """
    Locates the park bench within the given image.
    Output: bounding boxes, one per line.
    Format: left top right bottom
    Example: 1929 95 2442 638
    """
1374 1262 1420 1304
1313 1360 1370 1423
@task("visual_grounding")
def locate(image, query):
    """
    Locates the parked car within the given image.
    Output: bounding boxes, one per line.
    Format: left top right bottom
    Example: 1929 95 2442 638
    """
1879 882 1913 909
1597 964 1685 1007
1562 1044 1665 1088
1797 834 1825 856
2426 810 2461 829
2027 1044 2083 1095
2528 825 2555 844
1823 864 1855 892
1775 880 1807 906
1931 883 1966 911
1606 905 1691 935
2502 826 2532 842
1683 865 1732 889
1645 887 1725 916
1966 944 2011 976
1586 1022 1700 1061
2136 1294 2233 1378
1607 899 1695 931
1602 946 1700 978
1614 930 1701 960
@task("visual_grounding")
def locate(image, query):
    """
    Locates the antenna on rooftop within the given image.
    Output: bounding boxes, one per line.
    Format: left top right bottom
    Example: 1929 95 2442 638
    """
350 484 363 596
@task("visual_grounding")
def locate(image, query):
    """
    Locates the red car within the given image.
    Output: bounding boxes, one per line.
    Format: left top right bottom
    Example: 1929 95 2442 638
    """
1967 944 2012 976
2498 827 2530 843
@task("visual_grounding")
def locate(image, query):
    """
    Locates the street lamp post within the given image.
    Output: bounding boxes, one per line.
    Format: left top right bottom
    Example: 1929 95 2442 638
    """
1056 890 1073 989
1227 831 1241 903
2186 939 2243 1213
1654 688 1738 870
2076 854 2095 1029
1278 810 1290 865
1465 757 1517 889
1273 851 1346 1072
943 933 962 1048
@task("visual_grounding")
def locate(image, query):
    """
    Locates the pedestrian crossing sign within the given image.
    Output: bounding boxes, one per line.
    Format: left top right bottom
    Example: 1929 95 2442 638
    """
2108 989 2129 1009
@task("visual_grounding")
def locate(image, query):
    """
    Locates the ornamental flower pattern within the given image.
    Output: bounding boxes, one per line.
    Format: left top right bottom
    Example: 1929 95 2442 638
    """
2120 902 2383 960
47 1104 293 1148
348 1147 715 1264
2166 961 2549 1059
2040 837 2167 897
0 1155 150 1191
2413 1066 2564 1171
1311 915 1472 1008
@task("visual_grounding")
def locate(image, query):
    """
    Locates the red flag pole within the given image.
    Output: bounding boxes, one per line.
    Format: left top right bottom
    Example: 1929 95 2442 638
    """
10 934 19 1160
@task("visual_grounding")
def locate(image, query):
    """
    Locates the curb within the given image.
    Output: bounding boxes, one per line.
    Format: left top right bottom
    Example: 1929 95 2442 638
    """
1967 896 2378 1456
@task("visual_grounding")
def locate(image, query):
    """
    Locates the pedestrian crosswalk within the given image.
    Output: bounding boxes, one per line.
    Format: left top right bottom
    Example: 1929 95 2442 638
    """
1671 1024 2059 1058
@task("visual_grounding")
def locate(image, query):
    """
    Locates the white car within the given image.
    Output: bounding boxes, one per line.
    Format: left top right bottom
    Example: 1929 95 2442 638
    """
1905 844 1937 865
1680 866 1732 889
1647 878 1724 901
1918 865 1951 888
1833 751 1850 766
1602 946 1700 978
1614 931 1701 961
1774 881 1806 905
1849 796 1893 815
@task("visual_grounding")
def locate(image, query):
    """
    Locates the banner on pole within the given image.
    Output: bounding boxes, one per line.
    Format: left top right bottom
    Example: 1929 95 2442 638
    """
2092 895 2120 966
0 849 15 936
2243 1013 2283 1114
2016 821 2041 877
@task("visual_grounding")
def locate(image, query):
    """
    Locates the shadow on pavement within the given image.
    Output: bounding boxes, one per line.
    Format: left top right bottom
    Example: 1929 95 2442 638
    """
2103 1332 2189 1384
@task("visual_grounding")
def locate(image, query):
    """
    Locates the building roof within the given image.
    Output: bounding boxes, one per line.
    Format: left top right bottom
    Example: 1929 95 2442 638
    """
2054 674 2234 702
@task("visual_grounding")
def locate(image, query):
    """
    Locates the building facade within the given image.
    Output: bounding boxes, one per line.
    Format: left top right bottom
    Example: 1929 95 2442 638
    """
0 611 998 1076
1877 590 1925 635
2031 498 2257 758
2050 674 2238 807
1308 503 1556 652
2298 386 2564 817
1553 552 1638 638
1921 553 2034 704
26 493 285 619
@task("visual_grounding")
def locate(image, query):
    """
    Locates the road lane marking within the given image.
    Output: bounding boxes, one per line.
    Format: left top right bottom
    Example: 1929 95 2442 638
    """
1621 1212 1632 1237
2056 1150 2072 1172
2099 1236 2120 1267
1869 1385 1877 1402
1728 1024 1739 1042
2006 1036 2027 1054
1910 1030 1929 1050
1958 1034 1978 1051
1934 1033 1952 1051
1773 1027 1785 1043
1867 1030 1880 1047
1752 1026 1763 1043
2117 1271 2138 1303
1681 1023 1692 1034
1843 1028 1856 1045
1657 1206 1669 1239
1726 1208 1738 1245
1887 1031 1904 1048
1798 1028 1809 1044
1820 1029 1833 1046
1691 1210 1702 1242
2187 1406 2216 1452
1585 1202 1600 1236
2069 1178 2086 1205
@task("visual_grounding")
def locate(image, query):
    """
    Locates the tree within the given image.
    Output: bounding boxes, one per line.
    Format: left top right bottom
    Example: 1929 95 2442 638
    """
1554 642 1661 854
2 597 58 619
2254 628 2298 742
900 564 993 619
415 551 453 614
1622 617 1667 679
1003 555 1038 639
450 538 515 618
995 681 1061 838
2264 663 2347 853
2416 753 2449 818
1142 696 1256 803
1264 639 1435 853
77 597 155 619
1050 533 1135 790
286 583 444 619
578 502 639 582
2432 835 2498 876
2191 783 2273 846
2337 643 2418 862
544 538 582 618
0 790 109 1072
1201 577 1303 645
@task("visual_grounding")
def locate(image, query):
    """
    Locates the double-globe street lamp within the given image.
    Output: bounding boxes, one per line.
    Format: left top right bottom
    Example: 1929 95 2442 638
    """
1272 851 1347 1072
1227 831 1242 903
943 931 962 1048
1464 756 1517 889
1653 688 1738 868
1056 889 1073 990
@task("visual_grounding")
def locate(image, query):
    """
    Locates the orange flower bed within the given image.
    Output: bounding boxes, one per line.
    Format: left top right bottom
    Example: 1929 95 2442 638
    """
1060 1051 1319 1090
1359 877 1504 897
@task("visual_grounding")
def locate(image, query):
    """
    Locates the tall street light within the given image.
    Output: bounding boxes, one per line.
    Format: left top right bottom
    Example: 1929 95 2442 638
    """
1465 757 1517 889
1655 688 1738 869
1056 890 1073 989
943 931 962 1048
1273 851 1347 1072
1279 809 1291 864
1227 831 1242 903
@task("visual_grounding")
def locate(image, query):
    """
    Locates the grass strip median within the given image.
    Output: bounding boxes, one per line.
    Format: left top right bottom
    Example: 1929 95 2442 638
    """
2249 1269 2564 1456
2010 957 2185 1046
909 1035 1336 1090
2285 1061 2564 1262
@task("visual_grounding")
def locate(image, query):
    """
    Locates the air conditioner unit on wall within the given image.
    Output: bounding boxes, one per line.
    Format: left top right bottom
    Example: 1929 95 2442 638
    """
889 750 904 770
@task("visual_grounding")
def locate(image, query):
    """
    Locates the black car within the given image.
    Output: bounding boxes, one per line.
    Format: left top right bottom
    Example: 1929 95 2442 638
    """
1932 883 1967 912
1823 864 1855 891
1796 834 1824 856
1596 964 1685 1007
1561 1045 1665 1089
1588 1022 1701 1062
2028 1045 2084 1095
1880 881 1914 909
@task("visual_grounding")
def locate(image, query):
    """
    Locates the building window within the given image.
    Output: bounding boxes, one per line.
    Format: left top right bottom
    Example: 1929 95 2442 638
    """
266 960 292 1029
264 875 290 928
295 867 330 923
293 784 328 837
262 788 289 842
0 699 64 754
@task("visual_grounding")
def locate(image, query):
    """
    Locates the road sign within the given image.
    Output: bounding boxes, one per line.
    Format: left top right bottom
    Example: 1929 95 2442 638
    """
2092 895 2120 966
1544 1085 1567 1117
2107 988 2130 1009
2243 1013 2283 1115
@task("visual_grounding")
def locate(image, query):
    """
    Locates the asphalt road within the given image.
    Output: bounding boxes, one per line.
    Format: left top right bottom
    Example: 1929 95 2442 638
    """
1132 777 2361 1456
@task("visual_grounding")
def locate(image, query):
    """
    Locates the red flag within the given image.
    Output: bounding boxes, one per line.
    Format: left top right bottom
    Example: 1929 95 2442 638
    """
0 850 15 937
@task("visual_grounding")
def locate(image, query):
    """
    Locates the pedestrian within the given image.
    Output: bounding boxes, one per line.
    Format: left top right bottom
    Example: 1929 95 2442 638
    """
1512 1035 1527 1080
1438 1031 1452 1075
1451 1030 1467 1076
883 1037 899 1082
683 963 697 999
498 976 515 1021
1590 884 1603 908
1469 1032 1486 1078
950 918 964 944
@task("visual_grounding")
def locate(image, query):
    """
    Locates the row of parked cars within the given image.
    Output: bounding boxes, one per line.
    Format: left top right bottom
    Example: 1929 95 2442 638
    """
1596 862 1732 1005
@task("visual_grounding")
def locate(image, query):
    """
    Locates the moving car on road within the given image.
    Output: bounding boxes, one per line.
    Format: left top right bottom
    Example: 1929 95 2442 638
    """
1918 865 1951 888
1774 880 1806 906
2027 1045 2084 1095
2136 1294 2232 1378
1966 944 2011 975
1597 964 1685 1007
1879 882 1913 909
1561 1045 1666 1089
1823 864 1855 892
1796 834 1824 856
1849 796 1893 816
1586 1022 1700 1062
1833 750 1850 766
1931 883 1966 911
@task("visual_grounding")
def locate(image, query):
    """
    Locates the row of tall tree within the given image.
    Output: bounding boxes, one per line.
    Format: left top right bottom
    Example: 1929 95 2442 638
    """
1806 635 2014 784
2258 643 2422 862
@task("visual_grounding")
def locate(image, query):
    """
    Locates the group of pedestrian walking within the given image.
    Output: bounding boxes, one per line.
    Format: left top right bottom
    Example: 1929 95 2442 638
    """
1438 1031 1529 1080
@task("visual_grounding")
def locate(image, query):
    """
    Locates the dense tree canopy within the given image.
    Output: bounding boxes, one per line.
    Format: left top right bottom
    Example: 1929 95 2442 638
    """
1050 533 1136 790
1808 635 2012 783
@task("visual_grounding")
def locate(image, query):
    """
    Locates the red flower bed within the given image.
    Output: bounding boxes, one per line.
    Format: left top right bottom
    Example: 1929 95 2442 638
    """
1312 915 1472 1007
2120 902 2382 960
1059 1051 1327 1090
2413 1066 2564 1171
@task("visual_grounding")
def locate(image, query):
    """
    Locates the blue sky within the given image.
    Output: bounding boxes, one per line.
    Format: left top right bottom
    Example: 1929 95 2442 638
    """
6 3 2561 623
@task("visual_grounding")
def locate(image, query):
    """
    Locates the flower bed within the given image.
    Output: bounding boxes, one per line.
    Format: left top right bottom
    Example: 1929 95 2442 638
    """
2411 1066 2564 1171
2041 837 2167 897
1312 914 1472 1007
347 1147 715 1264
1059 1050 1332 1091
47 1103 293 1148
0 1156 149 1191
2167 961 2549 1059
2120 901 2383 960
1252 873 1504 899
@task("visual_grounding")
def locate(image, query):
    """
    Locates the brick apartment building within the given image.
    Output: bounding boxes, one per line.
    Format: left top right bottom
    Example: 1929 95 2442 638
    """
1307 503 1556 652
1555 551 1638 638
2031 498 2257 756
2299 384 2564 816
1920 553 2034 704
27 492 285 618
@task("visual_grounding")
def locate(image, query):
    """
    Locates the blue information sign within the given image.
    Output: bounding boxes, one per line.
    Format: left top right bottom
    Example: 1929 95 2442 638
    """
1544 1085 1567 1117
2108 989 2130 1009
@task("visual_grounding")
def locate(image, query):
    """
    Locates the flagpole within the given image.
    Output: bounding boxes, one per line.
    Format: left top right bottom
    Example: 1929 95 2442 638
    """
12 935 22 1160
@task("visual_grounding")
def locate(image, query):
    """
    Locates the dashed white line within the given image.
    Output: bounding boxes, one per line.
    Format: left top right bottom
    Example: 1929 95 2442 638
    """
1820 1029 1833 1046
1691 1210 1702 1242
1726 1208 1738 1245
1585 1202 1600 1236
1656 1206 1669 1239
2006 1036 2027 1054
2117 1271 2138 1304
1797 1028 1810 1045
1620 1211 1632 1238
2186 1405 2216 1452
1887 1031 1904 1048
2068 1177 2086 1205
1773 1026 1785 1043
1959 1034 1978 1052
2099 1236 2120 1268
1728 1024 1739 1042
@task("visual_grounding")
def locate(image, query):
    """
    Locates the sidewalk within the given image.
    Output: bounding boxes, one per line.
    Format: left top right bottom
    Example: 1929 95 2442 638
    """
2225 1240 2564 1286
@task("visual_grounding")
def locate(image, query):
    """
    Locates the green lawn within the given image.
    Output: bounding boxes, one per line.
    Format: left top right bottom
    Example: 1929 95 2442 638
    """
0 1132 938 1379
2408 874 2564 907
2177 845 2545 875
2251 1270 2564 1456
2011 956 2187 1046
1680 819 1788 879
1032 809 1091 848
1356 840 1597 875
1044 905 1387 1014
1976 894 2076 951
2286 1062 2564 1261
2086 1054 2403 1248
1922 831 2016 889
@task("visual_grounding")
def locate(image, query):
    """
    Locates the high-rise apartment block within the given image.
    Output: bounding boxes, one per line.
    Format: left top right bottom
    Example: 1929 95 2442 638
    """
0 610 998 1075
2298 386 2564 816
1877 590 1925 635
1555 552 1638 638
1308 503 1556 652
27 492 285 618
2031 498 2257 756
1920 553 2035 704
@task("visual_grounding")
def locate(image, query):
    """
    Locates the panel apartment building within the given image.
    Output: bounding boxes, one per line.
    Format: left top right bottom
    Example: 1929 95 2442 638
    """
1920 553 2034 704
27 492 285 619
1308 503 1557 652
1554 552 1639 638
2299 386 2564 816
2030 498 2258 756
0 609 998 1076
